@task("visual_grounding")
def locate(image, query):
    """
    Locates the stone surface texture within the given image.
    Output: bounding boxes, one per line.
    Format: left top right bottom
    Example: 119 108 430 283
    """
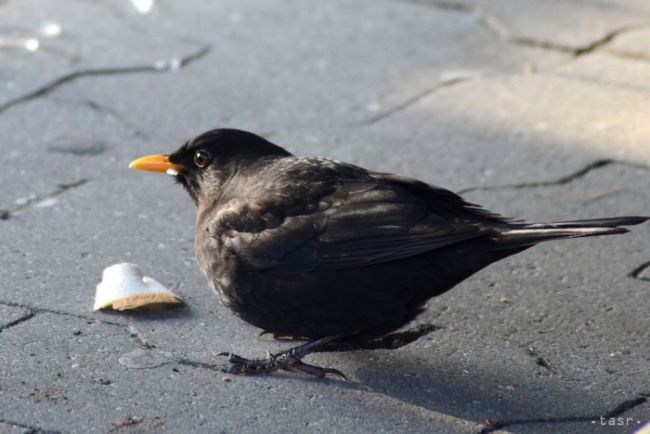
1 0 649 433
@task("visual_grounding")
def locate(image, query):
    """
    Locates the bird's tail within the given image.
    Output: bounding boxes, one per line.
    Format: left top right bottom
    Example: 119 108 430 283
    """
495 216 648 246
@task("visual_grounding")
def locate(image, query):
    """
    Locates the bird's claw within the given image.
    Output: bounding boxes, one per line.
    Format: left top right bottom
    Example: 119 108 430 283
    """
217 336 347 379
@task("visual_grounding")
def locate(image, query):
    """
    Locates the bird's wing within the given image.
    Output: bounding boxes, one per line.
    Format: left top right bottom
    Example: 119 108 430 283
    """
209 169 500 276
369 172 512 224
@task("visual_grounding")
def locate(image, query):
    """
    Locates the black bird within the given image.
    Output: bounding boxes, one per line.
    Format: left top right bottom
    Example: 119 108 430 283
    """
129 128 648 378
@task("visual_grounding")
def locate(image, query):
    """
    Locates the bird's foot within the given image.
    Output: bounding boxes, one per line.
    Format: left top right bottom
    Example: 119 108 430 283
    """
218 335 347 379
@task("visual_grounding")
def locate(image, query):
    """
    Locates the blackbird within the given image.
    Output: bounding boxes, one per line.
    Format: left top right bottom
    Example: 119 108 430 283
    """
130 128 648 378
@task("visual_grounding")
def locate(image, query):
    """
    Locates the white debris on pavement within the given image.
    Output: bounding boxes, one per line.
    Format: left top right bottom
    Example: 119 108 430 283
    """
93 263 182 311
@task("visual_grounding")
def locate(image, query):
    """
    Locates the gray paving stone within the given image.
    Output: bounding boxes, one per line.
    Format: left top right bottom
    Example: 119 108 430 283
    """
353 64 650 191
0 0 195 103
424 163 650 431
38 0 567 144
0 313 482 433
2 0 650 433
408 0 650 49
2 141 646 433
0 98 139 211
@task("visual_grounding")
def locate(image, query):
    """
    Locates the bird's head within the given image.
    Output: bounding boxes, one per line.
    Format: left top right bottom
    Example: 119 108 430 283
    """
129 128 291 204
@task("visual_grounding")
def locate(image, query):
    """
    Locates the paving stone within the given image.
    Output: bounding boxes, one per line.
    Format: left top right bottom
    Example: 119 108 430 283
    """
2 0 650 433
0 0 194 103
0 313 481 433
409 0 650 49
421 162 650 431
3 130 646 432
0 99 140 211
352 64 650 191
40 0 567 145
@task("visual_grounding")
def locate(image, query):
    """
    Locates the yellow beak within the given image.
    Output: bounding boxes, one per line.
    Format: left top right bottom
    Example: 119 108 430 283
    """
128 154 184 175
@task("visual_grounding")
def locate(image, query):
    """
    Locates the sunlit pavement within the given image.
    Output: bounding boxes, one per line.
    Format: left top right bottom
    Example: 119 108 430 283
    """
1 1 649 433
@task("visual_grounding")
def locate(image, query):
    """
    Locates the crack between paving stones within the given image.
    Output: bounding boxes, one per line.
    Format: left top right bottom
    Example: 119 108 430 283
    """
479 393 649 433
82 99 150 140
507 24 649 57
360 4 650 126
0 300 154 352
458 159 650 195
48 97 151 140
396 0 650 58
0 300 122 326
0 312 36 332
0 45 211 116
0 179 88 221
0 418 61 434
3 294 646 431
628 261 650 282
361 77 469 124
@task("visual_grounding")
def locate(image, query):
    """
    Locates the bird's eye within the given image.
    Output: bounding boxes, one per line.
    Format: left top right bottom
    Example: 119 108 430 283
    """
193 149 211 168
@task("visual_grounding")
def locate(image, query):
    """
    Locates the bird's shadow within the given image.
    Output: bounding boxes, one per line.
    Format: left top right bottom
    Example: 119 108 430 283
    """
255 323 643 433
175 322 647 433
328 345 645 433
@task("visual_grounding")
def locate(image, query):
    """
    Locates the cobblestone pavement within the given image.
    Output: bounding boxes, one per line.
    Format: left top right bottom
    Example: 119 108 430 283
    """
1 1 649 433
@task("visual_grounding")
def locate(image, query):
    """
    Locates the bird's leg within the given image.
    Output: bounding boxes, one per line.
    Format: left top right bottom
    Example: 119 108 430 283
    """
218 335 347 379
